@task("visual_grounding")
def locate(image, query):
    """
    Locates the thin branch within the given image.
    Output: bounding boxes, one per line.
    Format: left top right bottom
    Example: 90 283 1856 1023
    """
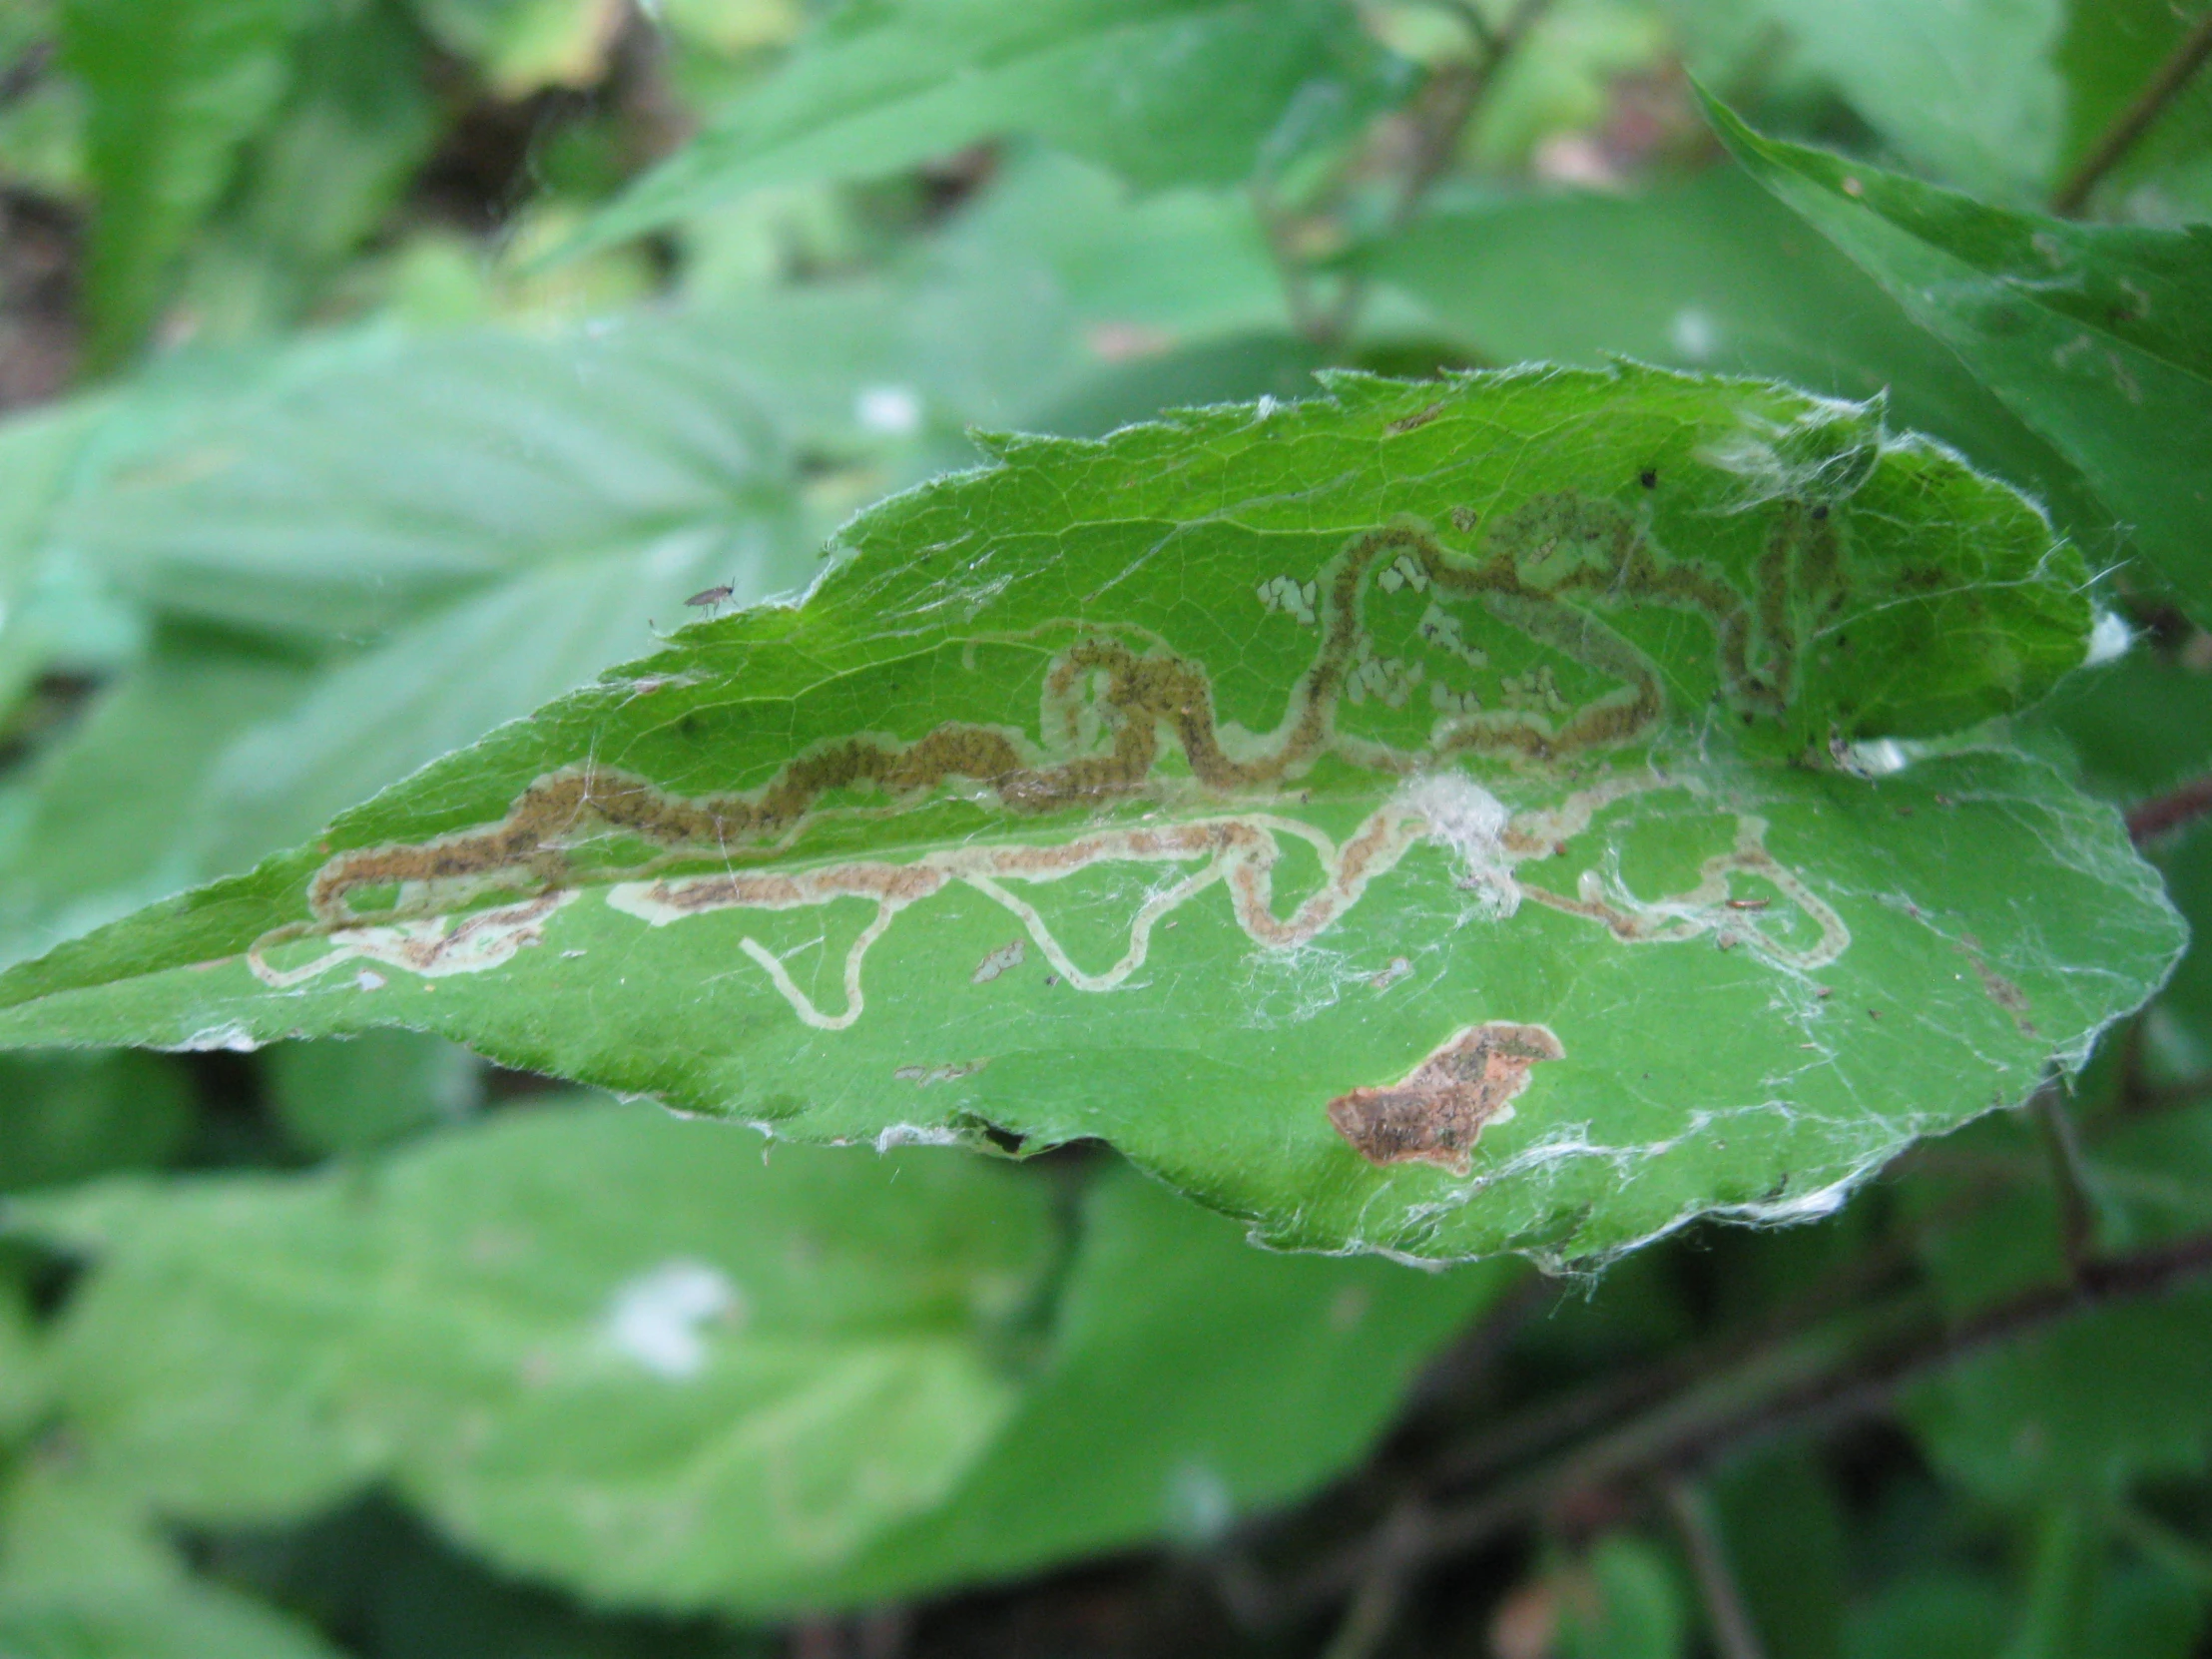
1664 1479 1769 1659
2052 11 2212 213
1299 0 1555 346
1275 1228 2212 1617
1390 0 1554 230
2031 1084 2100 1278
2111 1502 2212 1593
2127 774 2212 843
1320 1502 1426 1659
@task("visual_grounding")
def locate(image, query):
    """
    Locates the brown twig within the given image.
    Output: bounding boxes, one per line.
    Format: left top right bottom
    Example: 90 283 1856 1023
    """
1291 0 1556 346
2127 774 2212 843
1276 1228 2212 1617
1664 1479 1769 1659
2052 12 2212 213
2031 1083 2100 1278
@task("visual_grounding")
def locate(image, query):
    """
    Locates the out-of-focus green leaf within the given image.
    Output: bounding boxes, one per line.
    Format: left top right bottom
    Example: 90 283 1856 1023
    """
0 1461 345 1659
1368 168 2119 564
59 0 315 368
575 0 1394 257
14 1101 1060 1609
10 1103 1501 1613
411 0 623 97
266 1030 480 1156
0 368 2175 1266
2033 644 2212 806
1467 0 1669 170
0 318 812 968
2054 0 2212 211
679 150 1288 464
183 0 440 336
0 394 114 708
0 1047 193 1192
1556 1531 1689 1659
1711 1445 1849 1659
232 1497 779 1659
0 627 317 967
1764 0 2065 198
1905 1098 2212 1501
820 1161 1515 1600
0 2 85 201
58 316 801 641
1707 96 2212 622
1845 1573 2011 1659
2083 1561 2208 1659
177 510 809 880
0 1277 44 1443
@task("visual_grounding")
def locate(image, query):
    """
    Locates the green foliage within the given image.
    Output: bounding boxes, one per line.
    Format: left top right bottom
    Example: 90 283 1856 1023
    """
576 0 1395 256
9 1100 1506 1612
58 0 315 366
0 366 2175 1267
3 1 2212 1652
1711 95 2212 623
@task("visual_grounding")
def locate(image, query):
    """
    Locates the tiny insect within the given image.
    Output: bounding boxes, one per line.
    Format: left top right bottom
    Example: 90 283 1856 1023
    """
686 584 736 610
1725 896 1771 911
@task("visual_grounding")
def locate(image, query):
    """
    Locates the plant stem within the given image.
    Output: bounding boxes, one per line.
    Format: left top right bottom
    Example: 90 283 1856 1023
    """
2111 1502 2212 1592
2127 774 2212 843
1283 0 1555 348
1274 1228 2212 1617
1664 1479 1769 1659
2031 1084 2100 1277
2050 12 2212 214
1320 1502 1425 1659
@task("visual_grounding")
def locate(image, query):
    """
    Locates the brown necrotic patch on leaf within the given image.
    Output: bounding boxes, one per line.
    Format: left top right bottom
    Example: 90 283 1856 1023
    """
1328 1022 1563 1175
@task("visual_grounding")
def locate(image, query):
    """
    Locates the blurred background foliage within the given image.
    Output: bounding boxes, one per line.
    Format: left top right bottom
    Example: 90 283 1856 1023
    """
0 0 2210 1654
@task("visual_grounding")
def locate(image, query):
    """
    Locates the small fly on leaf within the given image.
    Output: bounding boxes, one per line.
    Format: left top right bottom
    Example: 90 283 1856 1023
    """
686 584 736 611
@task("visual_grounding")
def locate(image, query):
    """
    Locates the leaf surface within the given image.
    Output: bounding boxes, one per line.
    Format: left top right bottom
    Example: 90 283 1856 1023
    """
1763 0 2065 198
12 1102 1502 1612
58 0 313 366
1707 96 2212 620
0 367 2176 1262
1368 169 2118 565
575 0 1390 256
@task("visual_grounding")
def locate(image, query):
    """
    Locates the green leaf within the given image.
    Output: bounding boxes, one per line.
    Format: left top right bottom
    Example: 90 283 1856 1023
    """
410 0 623 97
2032 644 2212 1085
0 1461 345 1659
181 0 441 336
573 0 1392 257
676 149 1289 464
12 1102 1502 1612
820 1160 1513 1600
1556 1532 1689 1659
2053 0 2212 208
1762 0 2066 199
0 1276 45 1445
59 0 315 369
1705 94 2212 622
1904 1097 2212 1501
1367 168 2122 568
56 316 803 640
0 368 2176 1265
1710 1446 1849 1659
266 1030 481 1156
17 1101 1059 1605
0 1047 194 1193
175 521 809 882
0 627 318 966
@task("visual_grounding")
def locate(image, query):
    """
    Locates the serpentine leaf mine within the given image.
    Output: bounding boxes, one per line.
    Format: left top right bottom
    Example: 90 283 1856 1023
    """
0 365 2180 1265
